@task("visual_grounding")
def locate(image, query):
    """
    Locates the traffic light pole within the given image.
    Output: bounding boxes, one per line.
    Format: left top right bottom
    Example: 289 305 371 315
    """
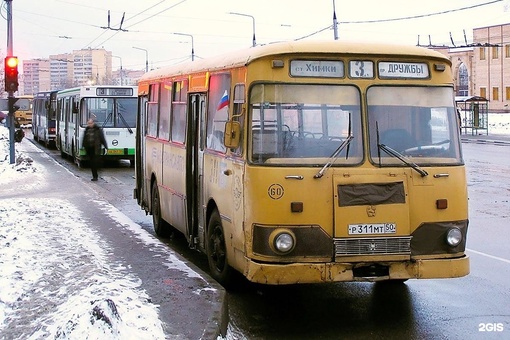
5 0 15 164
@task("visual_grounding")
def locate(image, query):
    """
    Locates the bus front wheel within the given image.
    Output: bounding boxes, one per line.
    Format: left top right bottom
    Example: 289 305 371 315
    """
206 209 234 286
151 182 170 238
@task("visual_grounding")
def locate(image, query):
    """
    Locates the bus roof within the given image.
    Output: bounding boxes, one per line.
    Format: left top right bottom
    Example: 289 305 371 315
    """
139 40 450 82
57 85 138 96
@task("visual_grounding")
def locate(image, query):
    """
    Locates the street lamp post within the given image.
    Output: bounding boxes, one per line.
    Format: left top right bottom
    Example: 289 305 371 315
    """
173 33 194 61
132 46 149 72
112 55 123 85
332 0 338 40
229 12 256 47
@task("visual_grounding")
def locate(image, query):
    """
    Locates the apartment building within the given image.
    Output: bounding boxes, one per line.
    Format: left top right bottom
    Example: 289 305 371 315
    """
22 59 51 94
21 48 114 95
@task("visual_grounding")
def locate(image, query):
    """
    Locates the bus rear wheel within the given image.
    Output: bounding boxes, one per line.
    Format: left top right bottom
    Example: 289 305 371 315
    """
206 209 234 287
151 181 170 237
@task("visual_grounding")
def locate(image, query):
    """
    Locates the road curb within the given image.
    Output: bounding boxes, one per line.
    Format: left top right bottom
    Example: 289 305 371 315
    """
461 138 510 146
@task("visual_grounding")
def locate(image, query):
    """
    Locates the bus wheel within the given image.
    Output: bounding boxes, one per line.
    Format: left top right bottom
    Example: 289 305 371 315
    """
59 141 66 158
206 209 233 286
151 182 170 237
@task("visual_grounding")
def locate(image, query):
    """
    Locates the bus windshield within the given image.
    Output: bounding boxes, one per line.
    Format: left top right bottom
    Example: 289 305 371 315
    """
249 84 363 165
367 86 463 165
81 97 137 128
16 98 32 111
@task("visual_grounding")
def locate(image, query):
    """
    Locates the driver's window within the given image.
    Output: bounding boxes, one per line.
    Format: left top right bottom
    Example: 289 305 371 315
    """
429 108 451 144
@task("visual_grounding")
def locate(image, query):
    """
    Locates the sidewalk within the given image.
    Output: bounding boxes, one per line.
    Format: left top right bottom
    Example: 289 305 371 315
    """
0 130 227 339
461 132 510 146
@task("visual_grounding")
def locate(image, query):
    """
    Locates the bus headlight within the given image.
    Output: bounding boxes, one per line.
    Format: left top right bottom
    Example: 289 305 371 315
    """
446 227 462 247
271 229 296 254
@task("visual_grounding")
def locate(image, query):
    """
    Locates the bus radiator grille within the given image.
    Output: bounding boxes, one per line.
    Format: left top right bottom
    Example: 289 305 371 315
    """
334 237 411 256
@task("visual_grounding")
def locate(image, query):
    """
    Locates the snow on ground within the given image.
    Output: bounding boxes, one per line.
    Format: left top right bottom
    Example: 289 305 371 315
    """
487 113 510 135
0 125 166 339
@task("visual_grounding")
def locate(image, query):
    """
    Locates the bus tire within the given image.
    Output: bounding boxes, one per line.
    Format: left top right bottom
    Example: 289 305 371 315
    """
59 141 66 158
206 209 234 287
151 181 170 237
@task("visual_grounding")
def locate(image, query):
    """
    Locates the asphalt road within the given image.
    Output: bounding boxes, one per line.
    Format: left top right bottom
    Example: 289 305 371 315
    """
28 135 510 340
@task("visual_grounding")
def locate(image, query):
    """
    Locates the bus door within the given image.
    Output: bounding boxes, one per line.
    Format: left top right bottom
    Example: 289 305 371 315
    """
135 95 149 209
186 93 207 247
63 97 71 153
72 98 81 158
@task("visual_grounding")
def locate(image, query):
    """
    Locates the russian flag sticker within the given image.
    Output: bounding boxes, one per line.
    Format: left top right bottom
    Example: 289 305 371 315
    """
217 90 229 110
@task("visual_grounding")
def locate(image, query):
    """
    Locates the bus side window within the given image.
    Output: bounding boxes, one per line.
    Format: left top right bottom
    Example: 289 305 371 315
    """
206 74 231 153
231 83 245 155
147 84 159 138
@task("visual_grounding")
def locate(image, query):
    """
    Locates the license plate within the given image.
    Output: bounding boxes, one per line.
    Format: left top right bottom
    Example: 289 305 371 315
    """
348 223 396 235
106 149 124 155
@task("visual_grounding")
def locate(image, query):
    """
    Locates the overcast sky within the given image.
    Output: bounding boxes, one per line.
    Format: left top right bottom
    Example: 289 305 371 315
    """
2 0 510 72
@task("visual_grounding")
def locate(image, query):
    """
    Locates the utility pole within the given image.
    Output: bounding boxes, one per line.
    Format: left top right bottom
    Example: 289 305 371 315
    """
5 0 16 164
229 12 256 47
332 0 339 40
173 33 195 61
133 47 149 72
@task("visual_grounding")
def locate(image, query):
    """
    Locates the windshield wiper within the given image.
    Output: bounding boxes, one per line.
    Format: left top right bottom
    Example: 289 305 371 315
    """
314 135 354 179
378 143 429 177
116 102 133 134
102 111 113 129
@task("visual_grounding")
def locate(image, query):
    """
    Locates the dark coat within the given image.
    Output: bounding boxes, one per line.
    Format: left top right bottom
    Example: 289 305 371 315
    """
82 123 108 155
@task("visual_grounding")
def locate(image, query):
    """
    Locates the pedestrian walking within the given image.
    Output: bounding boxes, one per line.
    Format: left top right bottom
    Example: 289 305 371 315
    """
82 117 108 181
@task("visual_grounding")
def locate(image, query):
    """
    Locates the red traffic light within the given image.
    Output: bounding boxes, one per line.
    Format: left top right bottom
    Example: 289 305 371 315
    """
6 56 18 68
4 56 19 92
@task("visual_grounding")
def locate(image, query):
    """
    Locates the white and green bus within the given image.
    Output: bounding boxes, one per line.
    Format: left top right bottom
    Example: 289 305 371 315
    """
56 85 138 166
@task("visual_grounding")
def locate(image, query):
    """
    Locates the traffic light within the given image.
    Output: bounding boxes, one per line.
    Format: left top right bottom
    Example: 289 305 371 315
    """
4 56 19 92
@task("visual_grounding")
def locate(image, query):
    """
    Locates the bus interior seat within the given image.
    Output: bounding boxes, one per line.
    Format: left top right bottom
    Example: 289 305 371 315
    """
380 128 416 152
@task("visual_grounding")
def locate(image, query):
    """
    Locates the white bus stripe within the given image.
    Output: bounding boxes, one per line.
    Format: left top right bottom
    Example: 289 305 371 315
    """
467 248 510 264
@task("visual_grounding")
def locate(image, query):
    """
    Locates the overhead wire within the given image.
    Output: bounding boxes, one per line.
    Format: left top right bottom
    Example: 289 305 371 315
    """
295 0 504 41
340 0 503 24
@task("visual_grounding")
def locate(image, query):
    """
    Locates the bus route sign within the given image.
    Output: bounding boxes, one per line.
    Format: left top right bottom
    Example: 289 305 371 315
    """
378 62 429 79
290 60 344 78
96 87 134 96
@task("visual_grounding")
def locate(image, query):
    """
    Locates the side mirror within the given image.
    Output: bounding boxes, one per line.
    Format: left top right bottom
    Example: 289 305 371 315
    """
224 121 241 149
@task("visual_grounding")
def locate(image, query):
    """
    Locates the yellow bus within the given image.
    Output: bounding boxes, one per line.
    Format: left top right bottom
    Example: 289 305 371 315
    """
134 41 469 286
14 95 33 127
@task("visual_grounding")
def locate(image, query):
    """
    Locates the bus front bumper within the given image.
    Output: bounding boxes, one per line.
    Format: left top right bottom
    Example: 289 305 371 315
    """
243 255 470 285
